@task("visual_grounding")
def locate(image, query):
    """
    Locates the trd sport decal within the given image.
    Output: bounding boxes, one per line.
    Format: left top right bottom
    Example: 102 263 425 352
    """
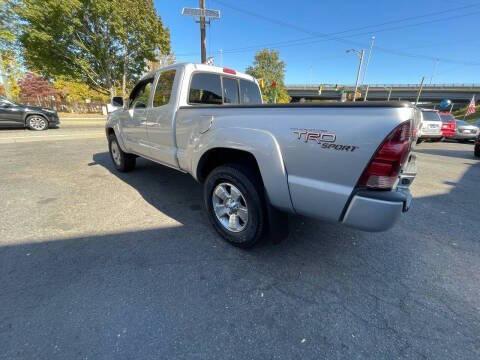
292 128 359 152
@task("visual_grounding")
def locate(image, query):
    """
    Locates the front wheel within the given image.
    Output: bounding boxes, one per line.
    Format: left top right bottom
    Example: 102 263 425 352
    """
204 164 267 248
108 134 136 172
474 145 480 158
27 115 48 131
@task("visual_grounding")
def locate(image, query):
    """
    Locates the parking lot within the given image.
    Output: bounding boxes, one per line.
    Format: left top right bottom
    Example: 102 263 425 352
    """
0 121 479 359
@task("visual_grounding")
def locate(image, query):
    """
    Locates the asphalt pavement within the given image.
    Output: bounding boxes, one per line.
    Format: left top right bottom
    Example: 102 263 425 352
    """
0 123 479 359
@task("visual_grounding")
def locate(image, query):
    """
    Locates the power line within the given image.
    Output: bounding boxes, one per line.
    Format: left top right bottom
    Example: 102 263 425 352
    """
211 0 478 39
198 0 480 66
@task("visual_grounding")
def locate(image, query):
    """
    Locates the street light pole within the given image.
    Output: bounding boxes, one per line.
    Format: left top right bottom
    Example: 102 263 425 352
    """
352 49 365 102
199 0 207 64
362 36 375 85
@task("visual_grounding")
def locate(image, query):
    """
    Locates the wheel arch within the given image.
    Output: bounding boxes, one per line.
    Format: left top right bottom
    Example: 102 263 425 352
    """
24 112 48 124
106 125 129 152
192 128 294 213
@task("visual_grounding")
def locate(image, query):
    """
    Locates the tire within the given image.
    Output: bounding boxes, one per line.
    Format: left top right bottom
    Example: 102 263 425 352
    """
108 133 136 172
416 138 423 145
204 164 267 248
26 115 48 131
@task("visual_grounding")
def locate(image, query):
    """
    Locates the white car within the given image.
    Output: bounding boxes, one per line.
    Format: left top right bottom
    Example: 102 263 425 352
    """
417 109 443 143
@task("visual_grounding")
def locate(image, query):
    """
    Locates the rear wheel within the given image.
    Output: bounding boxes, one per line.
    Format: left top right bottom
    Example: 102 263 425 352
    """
108 134 136 172
27 115 48 131
204 164 267 248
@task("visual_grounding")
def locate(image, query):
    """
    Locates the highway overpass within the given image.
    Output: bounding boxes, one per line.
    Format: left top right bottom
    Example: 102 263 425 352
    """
287 84 480 106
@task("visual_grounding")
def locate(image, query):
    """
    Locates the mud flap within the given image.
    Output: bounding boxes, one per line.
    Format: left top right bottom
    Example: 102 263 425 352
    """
265 194 289 244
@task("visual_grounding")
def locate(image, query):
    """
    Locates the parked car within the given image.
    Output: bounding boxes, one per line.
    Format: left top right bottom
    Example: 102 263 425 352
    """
453 120 479 142
439 113 457 139
417 109 443 143
475 133 480 157
105 63 417 248
0 97 59 130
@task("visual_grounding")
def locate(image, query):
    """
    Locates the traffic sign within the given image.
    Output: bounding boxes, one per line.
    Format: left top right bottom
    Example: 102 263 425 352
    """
182 7 221 19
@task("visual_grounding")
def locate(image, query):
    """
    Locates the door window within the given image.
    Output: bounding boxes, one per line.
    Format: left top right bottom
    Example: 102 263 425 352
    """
222 77 239 104
189 73 223 105
129 78 154 109
153 70 176 107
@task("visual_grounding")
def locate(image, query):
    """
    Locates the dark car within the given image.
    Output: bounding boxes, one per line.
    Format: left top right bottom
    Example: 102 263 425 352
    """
0 97 60 130
475 133 480 158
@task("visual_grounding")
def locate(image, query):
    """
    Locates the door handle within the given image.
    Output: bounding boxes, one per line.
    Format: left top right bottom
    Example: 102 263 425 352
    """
199 115 214 134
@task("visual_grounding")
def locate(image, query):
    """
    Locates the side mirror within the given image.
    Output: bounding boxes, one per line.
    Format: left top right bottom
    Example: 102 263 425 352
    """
111 96 124 107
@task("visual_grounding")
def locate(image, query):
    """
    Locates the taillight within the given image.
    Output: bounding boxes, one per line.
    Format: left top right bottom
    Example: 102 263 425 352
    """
358 121 413 190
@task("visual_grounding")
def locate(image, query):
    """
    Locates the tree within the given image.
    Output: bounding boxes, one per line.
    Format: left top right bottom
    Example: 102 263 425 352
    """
53 78 109 103
18 72 56 99
18 0 170 98
0 0 21 99
246 49 290 104
147 51 176 72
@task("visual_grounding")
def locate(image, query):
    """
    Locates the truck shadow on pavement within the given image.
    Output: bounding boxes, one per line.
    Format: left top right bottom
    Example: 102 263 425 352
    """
0 151 478 359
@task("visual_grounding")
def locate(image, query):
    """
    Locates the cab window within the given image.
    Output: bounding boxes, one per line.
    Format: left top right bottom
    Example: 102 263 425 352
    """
129 78 154 109
222 77 239 104
189 73 223 105
239 79 262 104
153 70 176 107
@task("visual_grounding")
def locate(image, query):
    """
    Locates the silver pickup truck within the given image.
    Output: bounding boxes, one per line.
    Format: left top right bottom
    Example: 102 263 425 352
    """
106 63 417 248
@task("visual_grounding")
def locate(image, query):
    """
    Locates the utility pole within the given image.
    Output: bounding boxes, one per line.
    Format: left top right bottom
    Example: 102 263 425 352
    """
182 3 220 64
199 0 207 64
349 49 365 102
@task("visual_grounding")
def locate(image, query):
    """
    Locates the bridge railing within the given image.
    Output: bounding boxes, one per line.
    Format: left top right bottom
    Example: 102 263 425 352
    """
287 83 480 90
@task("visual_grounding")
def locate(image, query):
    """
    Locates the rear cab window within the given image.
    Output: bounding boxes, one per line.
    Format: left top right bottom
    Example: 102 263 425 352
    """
440 114 455 123
188 72 262 105
421 111 441 122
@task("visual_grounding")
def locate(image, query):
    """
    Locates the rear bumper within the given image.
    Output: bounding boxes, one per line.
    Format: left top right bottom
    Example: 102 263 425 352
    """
342 189 412 232
419 133 442 139
441 130 456 138
454 133 477 140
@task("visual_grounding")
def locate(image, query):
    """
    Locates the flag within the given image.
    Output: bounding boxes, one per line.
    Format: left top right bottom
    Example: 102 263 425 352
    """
465 95 476 116
205 57 215 66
